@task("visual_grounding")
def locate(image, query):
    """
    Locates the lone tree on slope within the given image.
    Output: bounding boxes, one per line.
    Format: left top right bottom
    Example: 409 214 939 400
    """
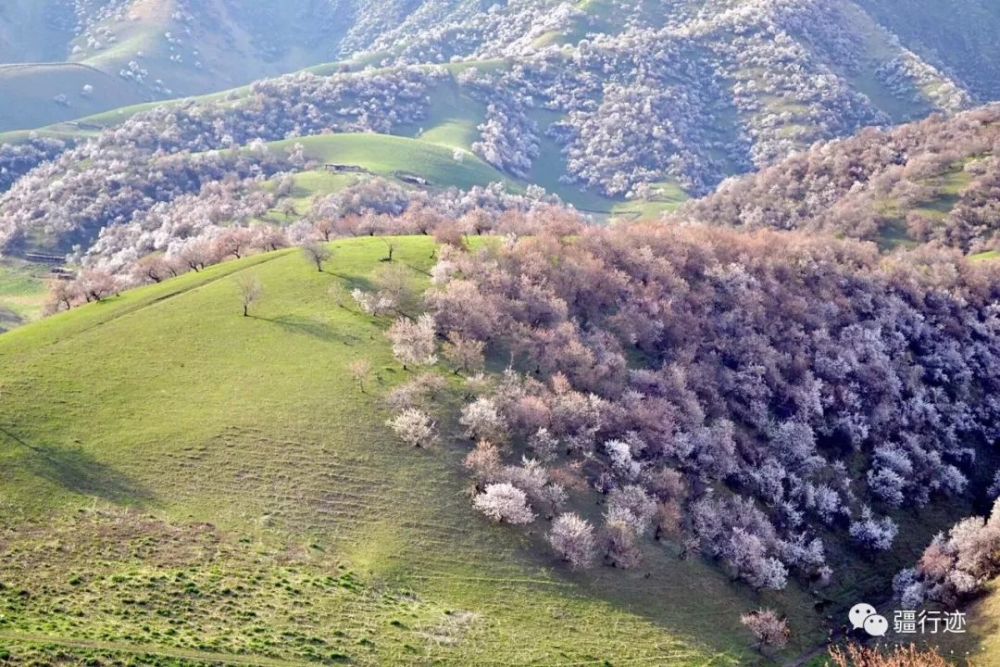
740 608 789 653
302 242 332 272
237 274 263 317
348 358 373 393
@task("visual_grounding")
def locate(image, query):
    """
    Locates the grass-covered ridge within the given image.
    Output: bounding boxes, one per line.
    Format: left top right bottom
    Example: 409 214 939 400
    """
0 235 818 665
5 0 994 211
271 134 513 192
0 258 46 330
0 62 145 133
675 105 1000 255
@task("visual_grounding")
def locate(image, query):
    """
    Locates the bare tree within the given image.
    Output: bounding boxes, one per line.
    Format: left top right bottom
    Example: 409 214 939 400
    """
381 237 396 262
237 274 263 317
348 358 373 393
302 242 332 272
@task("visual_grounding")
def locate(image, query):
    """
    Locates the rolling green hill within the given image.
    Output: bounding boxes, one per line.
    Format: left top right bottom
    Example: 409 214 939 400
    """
5 0 1000 338
0 67 649 217
0 0 361 132
0 236 834 665
857 0 1000 100
0 62 147 132
0 258 46 331
273 134 515 192
7 0 1000 187
0 0 75 63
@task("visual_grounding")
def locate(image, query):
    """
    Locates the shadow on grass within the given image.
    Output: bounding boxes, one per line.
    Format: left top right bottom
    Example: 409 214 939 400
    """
262 314 363 345
327 273 376 293
0 306 24 333
1 427 155 506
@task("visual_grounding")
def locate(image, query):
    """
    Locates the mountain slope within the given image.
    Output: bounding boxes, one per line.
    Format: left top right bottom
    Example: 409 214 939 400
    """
0 235 825 664
0 62 146 131
0 0 365 131
672 104 1000 254
5 0 1000 184
1 1 999 339
4 232 997 664
857 0 1000 100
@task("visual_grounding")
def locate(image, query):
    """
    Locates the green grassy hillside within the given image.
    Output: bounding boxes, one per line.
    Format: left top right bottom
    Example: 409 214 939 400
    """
0 63 148 132
0 0 358 132
0 258 46 331
0 71 639 216
273 134 515 192
0 236 833 665
0 0 73 63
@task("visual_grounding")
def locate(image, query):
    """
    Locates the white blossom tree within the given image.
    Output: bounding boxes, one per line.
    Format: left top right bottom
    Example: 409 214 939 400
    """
549 513 597 569
387 314 438 370
740 608 789 652
459 397 508 442
473 483 535 524
849 506 899 552
386 408 438 448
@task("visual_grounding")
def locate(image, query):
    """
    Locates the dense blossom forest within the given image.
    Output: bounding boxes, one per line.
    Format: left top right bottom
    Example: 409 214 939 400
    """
0 68 440 254
2 0 988 244
11 101 1000 312
675 105 1000 253
387 223 1000 590
362 0 976 196
4 4 1000 663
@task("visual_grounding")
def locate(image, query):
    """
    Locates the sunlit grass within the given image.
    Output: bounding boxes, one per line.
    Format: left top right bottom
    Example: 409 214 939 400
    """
0 236 793 665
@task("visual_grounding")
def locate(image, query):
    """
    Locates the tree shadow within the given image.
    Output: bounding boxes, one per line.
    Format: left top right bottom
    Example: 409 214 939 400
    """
1 427 155 506
327 273 376 293
262 314 363 345
0 306 24 333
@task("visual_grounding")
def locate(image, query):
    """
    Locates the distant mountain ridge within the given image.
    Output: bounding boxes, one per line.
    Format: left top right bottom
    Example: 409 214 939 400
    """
3 1 999 137
3 1 1000 281
672 104 1000 254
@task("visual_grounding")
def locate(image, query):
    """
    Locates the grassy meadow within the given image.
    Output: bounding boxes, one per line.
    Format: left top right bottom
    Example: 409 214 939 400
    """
271 134 514 193
0 236 824 666
0 258 48 331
